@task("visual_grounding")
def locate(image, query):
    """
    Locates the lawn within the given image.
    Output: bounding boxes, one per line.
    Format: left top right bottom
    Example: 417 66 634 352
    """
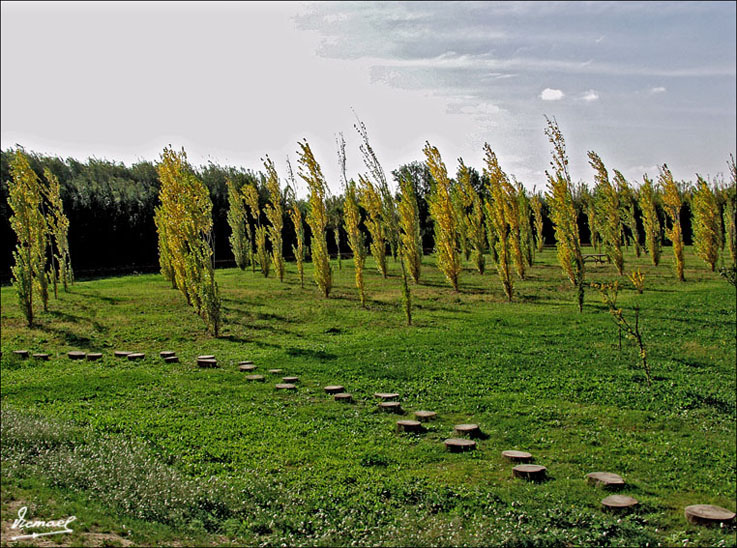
1 246 735 546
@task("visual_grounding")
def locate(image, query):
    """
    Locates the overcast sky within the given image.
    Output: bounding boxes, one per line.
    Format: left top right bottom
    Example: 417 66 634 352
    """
2 1 735 195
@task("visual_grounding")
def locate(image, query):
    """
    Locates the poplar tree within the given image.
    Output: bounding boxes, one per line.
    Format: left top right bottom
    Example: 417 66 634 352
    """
43 168 73 293
154 205 176 287
344 180 367 305
692 176 720 271
359 175 387 278
424 142 462 291
580 185 600 252
263 156 286 281
285 158 305 288
531 191 545 252
614 170 642 258
297 139 332 297
723 155 736 267
8 150 48 325
588 151 624 275
226 178 249 270
457 159 486 274
659 164 685 281
244 184 269 278
546 117 585 312
517 183 534 268
397 171 423 282
483 144 514 301
639 175 662 266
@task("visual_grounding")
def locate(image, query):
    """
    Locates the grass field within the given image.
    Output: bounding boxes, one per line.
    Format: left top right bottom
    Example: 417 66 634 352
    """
1 246 735 547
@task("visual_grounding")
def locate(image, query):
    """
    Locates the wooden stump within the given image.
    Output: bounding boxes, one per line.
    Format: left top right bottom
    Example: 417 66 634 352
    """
114 351 131 358
32 353 50 360
684 504 736 527
454 424 481 438
239 360 254 366
127 353 145 361
502 450 533 463
12 350 29 359
334 392 353 403
601 495 638 512
586 472 625 489
397 420 424 433
239 364 257 372
197 359 218 368
444 438 476 452
245 374 265 382
324 385 344 394
275 383 296 391
513 464 547 481
86 352 102 361
374 392 399 401
379 401 403 413
197 355 215 361
414 410 437 422
268 368 283 374
164 356 179 363
282 376 299 383
68 351 86 360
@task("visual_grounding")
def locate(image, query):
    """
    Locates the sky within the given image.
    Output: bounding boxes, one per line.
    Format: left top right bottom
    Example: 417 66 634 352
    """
1 1 735 196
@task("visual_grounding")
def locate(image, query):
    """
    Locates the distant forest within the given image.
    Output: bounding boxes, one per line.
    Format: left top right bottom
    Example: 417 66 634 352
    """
0 147 696 283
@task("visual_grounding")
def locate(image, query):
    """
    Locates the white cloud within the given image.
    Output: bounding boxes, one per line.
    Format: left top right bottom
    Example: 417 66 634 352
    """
581 89 599 102
650 86 666 94
540 88 564 101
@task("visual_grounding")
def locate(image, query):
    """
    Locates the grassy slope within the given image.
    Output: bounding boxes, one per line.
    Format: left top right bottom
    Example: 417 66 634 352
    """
1 246 735 546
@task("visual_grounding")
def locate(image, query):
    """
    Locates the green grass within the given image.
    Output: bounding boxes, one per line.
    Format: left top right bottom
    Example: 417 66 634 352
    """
2 246 735 546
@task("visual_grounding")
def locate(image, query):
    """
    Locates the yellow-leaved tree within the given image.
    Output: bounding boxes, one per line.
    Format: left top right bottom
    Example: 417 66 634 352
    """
243 183 269 278
156 147 221 336
639 174 661 266
692 175 721 272
263 156 286 281
483 144 514 301
226 178 249 270
546 117 585 312
344 179 367 305
424 142 462 291
297 139 332 297
531 190 545 253
659 164 685 281
588 151 624 275
457 159 486 274
43 168 73 294
154 204 176 288
397 171 423 282
613 170 642 258
359 174 387 278
8 150 48 325
506 177 526 280
580 185 600 252
517 182 534 269
285 158 305 288
724 155 736 266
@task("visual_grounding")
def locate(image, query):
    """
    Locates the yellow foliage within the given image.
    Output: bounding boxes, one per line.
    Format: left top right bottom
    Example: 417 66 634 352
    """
629 268 645 293
483 144 513 301
531 192 545 252
285 159 305 288
614 170 642 258
424 142 462 291
692 176 720 272
344 181 367 305
639 175 661 266
397 172 422 282
659 164 685 281
243 184 269 278
588 151 624 275
457 159 486 275
42 168 73 295
226 179 249 270
359 175 387 278
263 156 285 281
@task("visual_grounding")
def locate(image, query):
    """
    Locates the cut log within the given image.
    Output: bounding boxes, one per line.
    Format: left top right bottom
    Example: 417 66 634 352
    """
164 356 179 363
513 464 547 481
684 504 736 527
502 450 533 463
12 350 29 359
324 385 344 394
197 359 218 368
379 401 403 413
454 423 481 438
334 392 353 403
86 352 102 361
245 374 265 382
396 420 424 433
268 368 283 374
444 438 476 452
68 351 86 360
282 376 299 383
197 355 215 361
127 353 145 361
239 364 257 372
239 360 254 366
414 410 437 422
586 472 625 489
32 353 50 360
374 392 399 401
114 351 131 358
275 383 296 391
602 495 638 512
159 351 176 358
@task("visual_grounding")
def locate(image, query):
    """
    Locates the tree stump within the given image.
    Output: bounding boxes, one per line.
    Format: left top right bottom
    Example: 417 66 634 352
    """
282 376 299 383
268 369 283 374
197 359 218 368
454 424 481 438
197 355 215 361
513 464 547 481
414 410 437 422
12 350 29 359
444 438 476 452
127 353 145 361
374 392 399 401
32 353 50 360
684 504 736 527
334 392 353 403
502 450 533 463
86 353 102 361
586 472 625 489
397 420 424 433
246 374 265 382
114 351 131 358
324 385 344 394
239 364 257 372
379 401 403 413
160 351 176 358
239 360 254 366
68 351 86 360
275 383 296 391
164 356 179 363
601 495 638 512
